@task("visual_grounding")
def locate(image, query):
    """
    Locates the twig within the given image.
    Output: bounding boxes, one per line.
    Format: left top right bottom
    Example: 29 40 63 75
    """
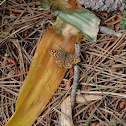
0 71 28 81
99 26 125 38
71 42 81 109
0 0 6 5
80 91 126 98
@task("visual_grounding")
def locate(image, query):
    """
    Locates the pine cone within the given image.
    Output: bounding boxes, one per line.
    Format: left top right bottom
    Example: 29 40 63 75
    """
77 0 126 12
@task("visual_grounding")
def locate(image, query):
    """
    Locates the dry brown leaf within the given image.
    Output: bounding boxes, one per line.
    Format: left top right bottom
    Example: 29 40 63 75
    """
119 101 126 109
69 68 74 78
91 123 97 126
67 0 82 7
100 12 108 17
66 79 71 90
86 86 92 90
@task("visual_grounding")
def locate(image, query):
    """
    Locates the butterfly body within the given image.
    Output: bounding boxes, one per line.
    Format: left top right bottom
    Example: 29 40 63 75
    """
49 49 80 69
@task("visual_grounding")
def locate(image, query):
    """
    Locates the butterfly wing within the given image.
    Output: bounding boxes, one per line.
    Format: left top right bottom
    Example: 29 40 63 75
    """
65 54 80 69
49 49 65 67
55 59 64 68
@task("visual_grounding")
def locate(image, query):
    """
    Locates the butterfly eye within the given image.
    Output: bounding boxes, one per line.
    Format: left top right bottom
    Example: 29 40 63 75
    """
71 59 74 62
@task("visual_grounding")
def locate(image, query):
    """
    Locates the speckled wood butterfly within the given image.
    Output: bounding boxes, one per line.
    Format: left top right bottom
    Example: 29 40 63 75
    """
49 49 80 69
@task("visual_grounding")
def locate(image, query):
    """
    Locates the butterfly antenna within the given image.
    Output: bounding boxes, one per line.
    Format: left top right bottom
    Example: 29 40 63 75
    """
54 44 66 53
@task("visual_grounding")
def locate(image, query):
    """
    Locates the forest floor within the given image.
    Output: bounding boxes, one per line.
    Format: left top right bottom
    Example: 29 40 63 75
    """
0 0 126 126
